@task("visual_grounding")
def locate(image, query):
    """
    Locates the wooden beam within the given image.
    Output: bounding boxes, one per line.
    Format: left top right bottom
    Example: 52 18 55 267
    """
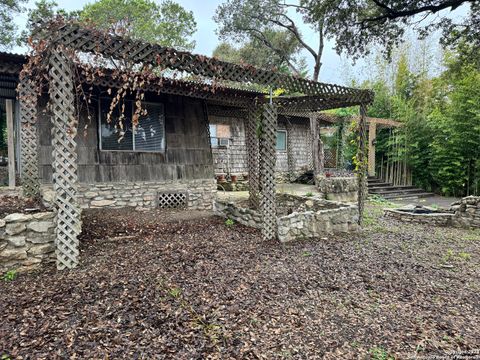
6 99 15 189
368 122 377 176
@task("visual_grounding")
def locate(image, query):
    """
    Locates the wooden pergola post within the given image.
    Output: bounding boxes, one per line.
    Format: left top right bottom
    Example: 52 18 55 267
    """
48 49 81 270
286 119 295 181
368 121 377 177
259 102 277 240
246 101 261 209
310 115 325 184
18 78 40 197
6 99 15 189
357 104 368 225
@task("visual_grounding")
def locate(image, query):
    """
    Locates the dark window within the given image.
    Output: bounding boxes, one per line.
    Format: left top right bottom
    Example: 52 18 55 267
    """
99 98 165 152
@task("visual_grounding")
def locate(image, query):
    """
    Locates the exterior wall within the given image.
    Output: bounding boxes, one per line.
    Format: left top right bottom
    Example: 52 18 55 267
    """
37 93 214 184
209 115 312 178
34 93 215 210
0 211 56 272
383 209 454 226
41 179 216 211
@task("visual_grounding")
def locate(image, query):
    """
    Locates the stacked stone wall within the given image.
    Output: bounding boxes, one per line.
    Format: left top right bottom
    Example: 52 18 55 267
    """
450 196 480 228
316 176 358 202
0 211 56 272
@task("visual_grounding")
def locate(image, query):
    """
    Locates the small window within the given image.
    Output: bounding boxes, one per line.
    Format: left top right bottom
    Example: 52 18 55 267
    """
99 98 165 152
276 130 287 151
209 124 230 148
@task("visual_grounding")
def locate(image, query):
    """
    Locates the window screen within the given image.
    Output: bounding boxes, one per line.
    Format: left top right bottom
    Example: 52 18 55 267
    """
276 130 287 151
99 99 133 151
134 103 165 152
99 99 165 152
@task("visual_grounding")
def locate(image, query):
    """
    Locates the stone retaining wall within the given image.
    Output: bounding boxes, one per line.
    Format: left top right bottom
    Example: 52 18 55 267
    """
0 211 56 273
215 194 359 243
42 179 216 210
316 176 358 202
383 208 454 226
450 196 480 228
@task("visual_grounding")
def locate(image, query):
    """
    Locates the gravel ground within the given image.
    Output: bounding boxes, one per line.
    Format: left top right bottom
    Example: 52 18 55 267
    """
1 204 479 359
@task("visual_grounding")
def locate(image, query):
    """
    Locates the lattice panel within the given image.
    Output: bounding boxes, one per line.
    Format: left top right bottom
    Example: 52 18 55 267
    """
49 50 81 270
246 102 261 209
357 105 368 225
18 77 40 197
158 192 187 209
325 148 337 169
79 68 256 108
42 22 374 103
259 103 278 240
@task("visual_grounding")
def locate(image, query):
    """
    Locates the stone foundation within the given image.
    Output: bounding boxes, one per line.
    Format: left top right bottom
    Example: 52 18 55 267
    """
215 194 359 243
316 176 358 202
43 179 216 210
0 211 56 273
450 196 480 228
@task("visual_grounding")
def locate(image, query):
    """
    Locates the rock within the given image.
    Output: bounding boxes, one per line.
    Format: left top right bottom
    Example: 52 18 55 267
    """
28 244 55 256
0 248 27 260
33 212 55 220
41 187 56 205
3 213 32 223
29 235 54 244
0 219 5 228
6 222 26 235
305 200 314 208
9 236 26 247
84 191 98 198
91 199 117 207
27 221 54 233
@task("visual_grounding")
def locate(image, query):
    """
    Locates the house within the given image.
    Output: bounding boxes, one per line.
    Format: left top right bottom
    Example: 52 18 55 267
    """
0 20 373 269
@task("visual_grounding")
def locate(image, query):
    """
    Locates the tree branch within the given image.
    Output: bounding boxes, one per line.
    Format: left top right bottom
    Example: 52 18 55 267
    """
365 0 473 24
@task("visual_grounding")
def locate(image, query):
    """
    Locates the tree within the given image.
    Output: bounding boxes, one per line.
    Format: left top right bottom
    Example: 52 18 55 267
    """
304 0 479 61
20 0 70 45
0 0 27 49
214 0 333 80
80 0 197 50
212 30 307 75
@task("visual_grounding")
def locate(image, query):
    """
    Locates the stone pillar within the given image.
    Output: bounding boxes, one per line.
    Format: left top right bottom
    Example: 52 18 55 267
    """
259 102 277 240
246 101 261 208
48 49 81 270
368 121 376 177
18 77 40 197
357 105 368 225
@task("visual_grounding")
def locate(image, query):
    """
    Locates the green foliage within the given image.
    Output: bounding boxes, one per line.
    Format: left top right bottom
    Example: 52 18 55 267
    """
225 218 234 227
214 0 330 80
19 0 70 45
302 0 479 63
0 0 27 49
3 269 17 282
80 0 197 50
369 346 394 360
304 192 313 197
213 30 307 76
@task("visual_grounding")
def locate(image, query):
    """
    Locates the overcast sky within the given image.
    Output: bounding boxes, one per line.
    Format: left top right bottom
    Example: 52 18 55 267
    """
12 0 469 85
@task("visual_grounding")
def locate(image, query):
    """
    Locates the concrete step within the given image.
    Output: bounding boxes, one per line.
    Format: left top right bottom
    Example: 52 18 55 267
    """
369 185 417 191
376 192 435 200
369 188 426 196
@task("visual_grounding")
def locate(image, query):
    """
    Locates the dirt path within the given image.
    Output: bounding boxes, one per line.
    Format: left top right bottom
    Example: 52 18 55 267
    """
1 205 479 359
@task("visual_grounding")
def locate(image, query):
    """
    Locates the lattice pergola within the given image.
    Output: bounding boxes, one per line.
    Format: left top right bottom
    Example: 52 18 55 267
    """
21 21 373 268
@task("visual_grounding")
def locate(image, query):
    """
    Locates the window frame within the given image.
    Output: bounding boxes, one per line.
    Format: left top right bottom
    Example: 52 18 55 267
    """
98 98 166 153
276 129 287 151
209 123 230 148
